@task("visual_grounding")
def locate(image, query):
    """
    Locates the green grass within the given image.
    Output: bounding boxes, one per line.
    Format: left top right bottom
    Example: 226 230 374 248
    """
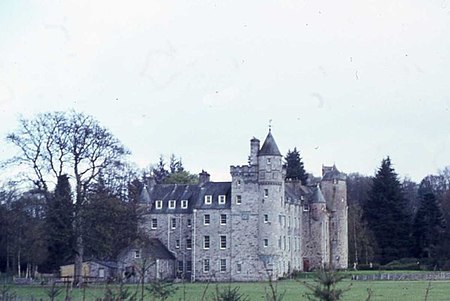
6 279 450 301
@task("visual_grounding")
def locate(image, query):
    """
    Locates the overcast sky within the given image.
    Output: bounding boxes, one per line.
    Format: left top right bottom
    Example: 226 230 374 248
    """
1 0 450 183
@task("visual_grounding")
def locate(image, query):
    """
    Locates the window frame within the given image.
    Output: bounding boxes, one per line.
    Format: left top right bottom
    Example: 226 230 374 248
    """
203 259 210 273
181 200 188 209
220 259 227 272
220 214 227 225
151 218 158 229
220 235 227 249
204 195 212 204
155 200 163 209
218 195 226 204
168 200 176 209
203 236 210 249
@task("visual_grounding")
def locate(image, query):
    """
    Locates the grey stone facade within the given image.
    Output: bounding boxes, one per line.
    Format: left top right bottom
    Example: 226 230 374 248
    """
140 130 348 281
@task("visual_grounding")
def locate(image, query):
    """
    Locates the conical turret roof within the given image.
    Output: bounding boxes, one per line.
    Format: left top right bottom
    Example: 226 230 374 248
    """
259 130 282 156
311 186 326 203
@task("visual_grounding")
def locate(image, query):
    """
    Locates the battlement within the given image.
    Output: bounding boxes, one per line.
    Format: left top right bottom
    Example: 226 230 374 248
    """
230 165 258 174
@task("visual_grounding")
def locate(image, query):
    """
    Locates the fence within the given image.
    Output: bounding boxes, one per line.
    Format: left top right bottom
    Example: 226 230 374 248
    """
351 272 450 281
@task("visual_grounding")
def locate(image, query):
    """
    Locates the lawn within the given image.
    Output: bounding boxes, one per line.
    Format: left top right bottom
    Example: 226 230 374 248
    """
5 278 450 301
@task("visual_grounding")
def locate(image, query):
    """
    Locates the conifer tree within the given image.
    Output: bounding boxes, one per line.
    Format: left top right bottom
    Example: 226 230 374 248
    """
412 177 446 258
285 148 308 185
363 157 411 264
45 175 74 271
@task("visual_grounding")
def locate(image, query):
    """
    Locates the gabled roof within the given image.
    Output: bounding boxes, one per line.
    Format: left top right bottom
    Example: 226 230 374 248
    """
259 130 282 156
118 238 175 261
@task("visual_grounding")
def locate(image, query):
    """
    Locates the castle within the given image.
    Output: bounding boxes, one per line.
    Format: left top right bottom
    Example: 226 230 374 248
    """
139 130 348 281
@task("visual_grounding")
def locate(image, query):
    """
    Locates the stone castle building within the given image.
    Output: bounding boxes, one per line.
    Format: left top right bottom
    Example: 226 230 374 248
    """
139 130 348 281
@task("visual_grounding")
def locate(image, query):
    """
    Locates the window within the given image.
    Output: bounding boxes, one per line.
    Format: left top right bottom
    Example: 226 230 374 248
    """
187 219 192 227
134 250 140 259
237 263 242 273
186 238 192 249
98 268 105 278
264 214 269 223
264 239 268 247
237 179 241 186
264 189 269 197
178 260 183 272
181 200 188 209
171 218 176 229
204 195 212 204
151 218 158 229
220 235 227 249
204 236 210 249
235 195 242 204
278 237 281 249
186 261 192 272
169 200 176 209
204 214 210 225
220 259 227 272
303 204 310 212
175 239 180 249
155 200 162 209
203 259 210 272
267 158 271 164
218 195 226 204
220 214 227 225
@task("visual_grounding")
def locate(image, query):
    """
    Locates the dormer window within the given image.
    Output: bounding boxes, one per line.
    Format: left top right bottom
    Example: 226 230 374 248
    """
181 200 188 209
168 200 176 209
204 195 212 204
155 200 162 209
218 195 226 204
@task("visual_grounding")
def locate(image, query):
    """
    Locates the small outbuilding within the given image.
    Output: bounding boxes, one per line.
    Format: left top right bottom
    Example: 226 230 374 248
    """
117 238 176 282
60 260 118 283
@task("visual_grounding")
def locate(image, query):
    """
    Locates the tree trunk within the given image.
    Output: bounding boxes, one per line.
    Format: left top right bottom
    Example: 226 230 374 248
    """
73 212 84 286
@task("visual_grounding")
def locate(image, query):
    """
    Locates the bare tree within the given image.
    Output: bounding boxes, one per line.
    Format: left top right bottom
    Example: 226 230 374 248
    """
6 111 129 285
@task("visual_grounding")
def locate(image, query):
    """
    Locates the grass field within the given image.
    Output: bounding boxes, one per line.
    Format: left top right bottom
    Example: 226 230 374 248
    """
5 279 450 301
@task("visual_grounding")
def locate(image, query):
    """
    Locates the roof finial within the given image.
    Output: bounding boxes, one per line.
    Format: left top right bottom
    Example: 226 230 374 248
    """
268 119 272 132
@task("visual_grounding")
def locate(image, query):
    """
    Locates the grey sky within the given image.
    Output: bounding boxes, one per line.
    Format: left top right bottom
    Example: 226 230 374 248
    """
1 0 450 182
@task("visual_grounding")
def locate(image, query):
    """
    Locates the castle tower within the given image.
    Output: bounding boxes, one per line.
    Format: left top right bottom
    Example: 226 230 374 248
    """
229 130 285 280
302 186 330 269
320 165 348 269
256 130 285 277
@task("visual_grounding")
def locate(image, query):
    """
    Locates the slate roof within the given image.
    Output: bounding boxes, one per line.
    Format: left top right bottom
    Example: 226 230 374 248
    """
118 238 175 261
258 130 282 156
145 182 232 213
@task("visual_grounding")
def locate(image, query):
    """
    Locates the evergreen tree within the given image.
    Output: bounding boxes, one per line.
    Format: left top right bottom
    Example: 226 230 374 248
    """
412 177 446 258
45 175 74 272
363 157 411 264
152 156 170 184
83 177 138 260
284 147 308 185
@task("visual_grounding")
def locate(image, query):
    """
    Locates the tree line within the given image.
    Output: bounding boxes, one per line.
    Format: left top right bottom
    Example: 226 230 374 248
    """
0 111 196 281
1 110 450 280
